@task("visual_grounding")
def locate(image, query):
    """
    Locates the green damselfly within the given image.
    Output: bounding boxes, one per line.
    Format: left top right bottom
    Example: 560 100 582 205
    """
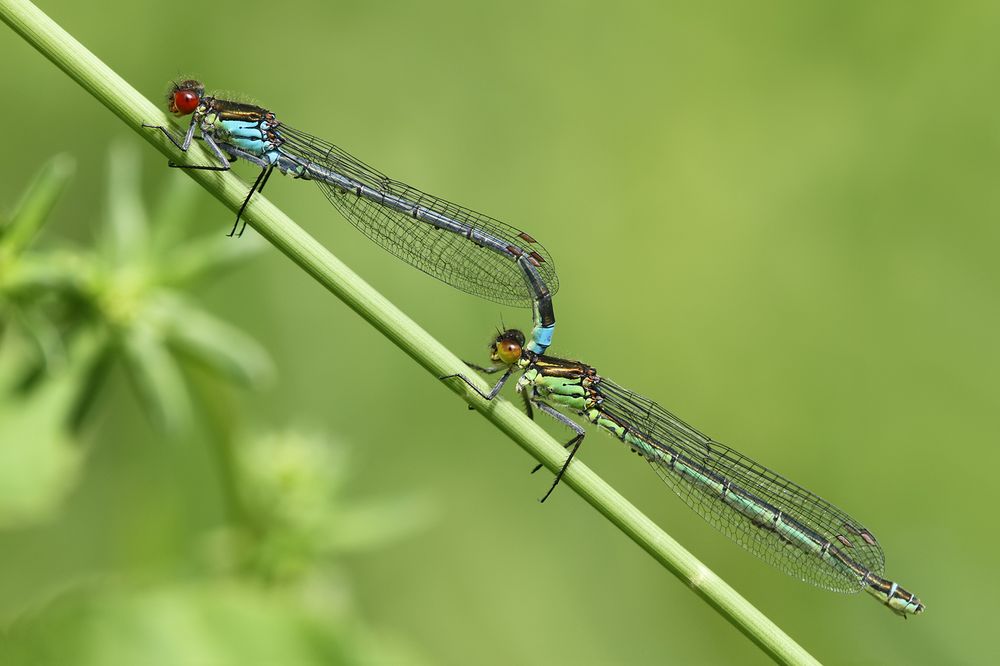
144 80 557 353
445 329 925 617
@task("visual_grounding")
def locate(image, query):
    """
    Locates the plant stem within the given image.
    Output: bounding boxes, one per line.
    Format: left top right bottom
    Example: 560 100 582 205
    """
0 0 819 662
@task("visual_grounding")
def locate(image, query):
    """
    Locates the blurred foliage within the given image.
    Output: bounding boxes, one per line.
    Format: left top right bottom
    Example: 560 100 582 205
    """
1 146 271 434
0 152 427 665
0 430 427 666
0 330 84 527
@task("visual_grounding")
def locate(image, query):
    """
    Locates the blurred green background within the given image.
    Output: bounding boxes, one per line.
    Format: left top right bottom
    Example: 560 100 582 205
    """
1 0 997 663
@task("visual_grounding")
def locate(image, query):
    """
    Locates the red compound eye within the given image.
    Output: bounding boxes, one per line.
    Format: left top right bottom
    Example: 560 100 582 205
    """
171 89 200 115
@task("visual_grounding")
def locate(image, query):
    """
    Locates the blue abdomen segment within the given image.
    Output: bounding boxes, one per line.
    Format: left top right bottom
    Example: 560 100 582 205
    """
527 324 555 354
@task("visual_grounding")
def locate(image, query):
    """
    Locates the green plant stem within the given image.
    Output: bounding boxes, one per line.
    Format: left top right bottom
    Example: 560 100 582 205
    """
0 1 819 662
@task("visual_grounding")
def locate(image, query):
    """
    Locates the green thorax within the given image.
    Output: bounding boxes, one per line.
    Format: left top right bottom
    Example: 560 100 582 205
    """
517 352 599 412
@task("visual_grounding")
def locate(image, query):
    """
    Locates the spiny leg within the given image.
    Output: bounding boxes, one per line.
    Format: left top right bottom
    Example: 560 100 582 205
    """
166 161 232 172
531 401 586 503
256 163 275 194
456 362 508 411
520 389 534 420
143 120 230 171
530 438 574 474
169 130 234 173
142 118 197 153
230 165 274 237
440 365 515 402
458 371 533 416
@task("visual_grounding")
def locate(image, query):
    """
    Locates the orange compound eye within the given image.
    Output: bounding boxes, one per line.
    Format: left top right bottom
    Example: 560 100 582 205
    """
495 339 523 365
170 89 200 115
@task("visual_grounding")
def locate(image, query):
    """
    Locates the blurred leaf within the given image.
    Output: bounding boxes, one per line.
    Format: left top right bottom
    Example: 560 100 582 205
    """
326 494 435 552
68 341 115 433
3 306 66 382
225 430 432 583
0 327 32 387
158 231 266 287
149 172 200 250
155 294 274 386
0 583 360 666
0 154 74 254
103 141 149 267
0 251 94 300
121 323 192 433
0 334 98 527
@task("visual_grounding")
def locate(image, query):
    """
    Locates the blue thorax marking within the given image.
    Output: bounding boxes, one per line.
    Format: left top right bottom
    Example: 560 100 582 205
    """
220 119 265 139
219 119 276 158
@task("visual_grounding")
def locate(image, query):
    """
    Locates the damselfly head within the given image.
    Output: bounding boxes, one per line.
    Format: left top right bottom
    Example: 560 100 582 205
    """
168 79 205 116
490 329 525 366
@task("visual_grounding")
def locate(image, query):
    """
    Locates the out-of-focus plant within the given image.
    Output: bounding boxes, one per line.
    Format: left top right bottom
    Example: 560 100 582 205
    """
0 151 429 665
0 429 430 666
219 429 432 584
3 143 272 433
0 154 83 527
0 145 270 525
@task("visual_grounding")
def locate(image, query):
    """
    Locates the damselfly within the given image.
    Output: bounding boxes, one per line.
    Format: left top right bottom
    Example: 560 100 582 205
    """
144 80 557 353
444 329 925 616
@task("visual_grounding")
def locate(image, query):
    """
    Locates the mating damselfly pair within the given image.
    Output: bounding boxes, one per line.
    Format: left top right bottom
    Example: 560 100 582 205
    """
145 80 924 617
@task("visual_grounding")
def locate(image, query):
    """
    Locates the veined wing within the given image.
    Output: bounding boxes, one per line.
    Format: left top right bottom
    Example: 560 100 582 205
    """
598 378 886 593
276 124 559 307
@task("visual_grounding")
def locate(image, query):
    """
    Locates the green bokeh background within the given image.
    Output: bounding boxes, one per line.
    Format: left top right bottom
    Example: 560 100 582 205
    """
2 0 997 663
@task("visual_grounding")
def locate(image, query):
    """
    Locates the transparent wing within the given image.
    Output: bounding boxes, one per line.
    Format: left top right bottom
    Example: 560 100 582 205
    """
599 379 885 593
276 124 558 307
